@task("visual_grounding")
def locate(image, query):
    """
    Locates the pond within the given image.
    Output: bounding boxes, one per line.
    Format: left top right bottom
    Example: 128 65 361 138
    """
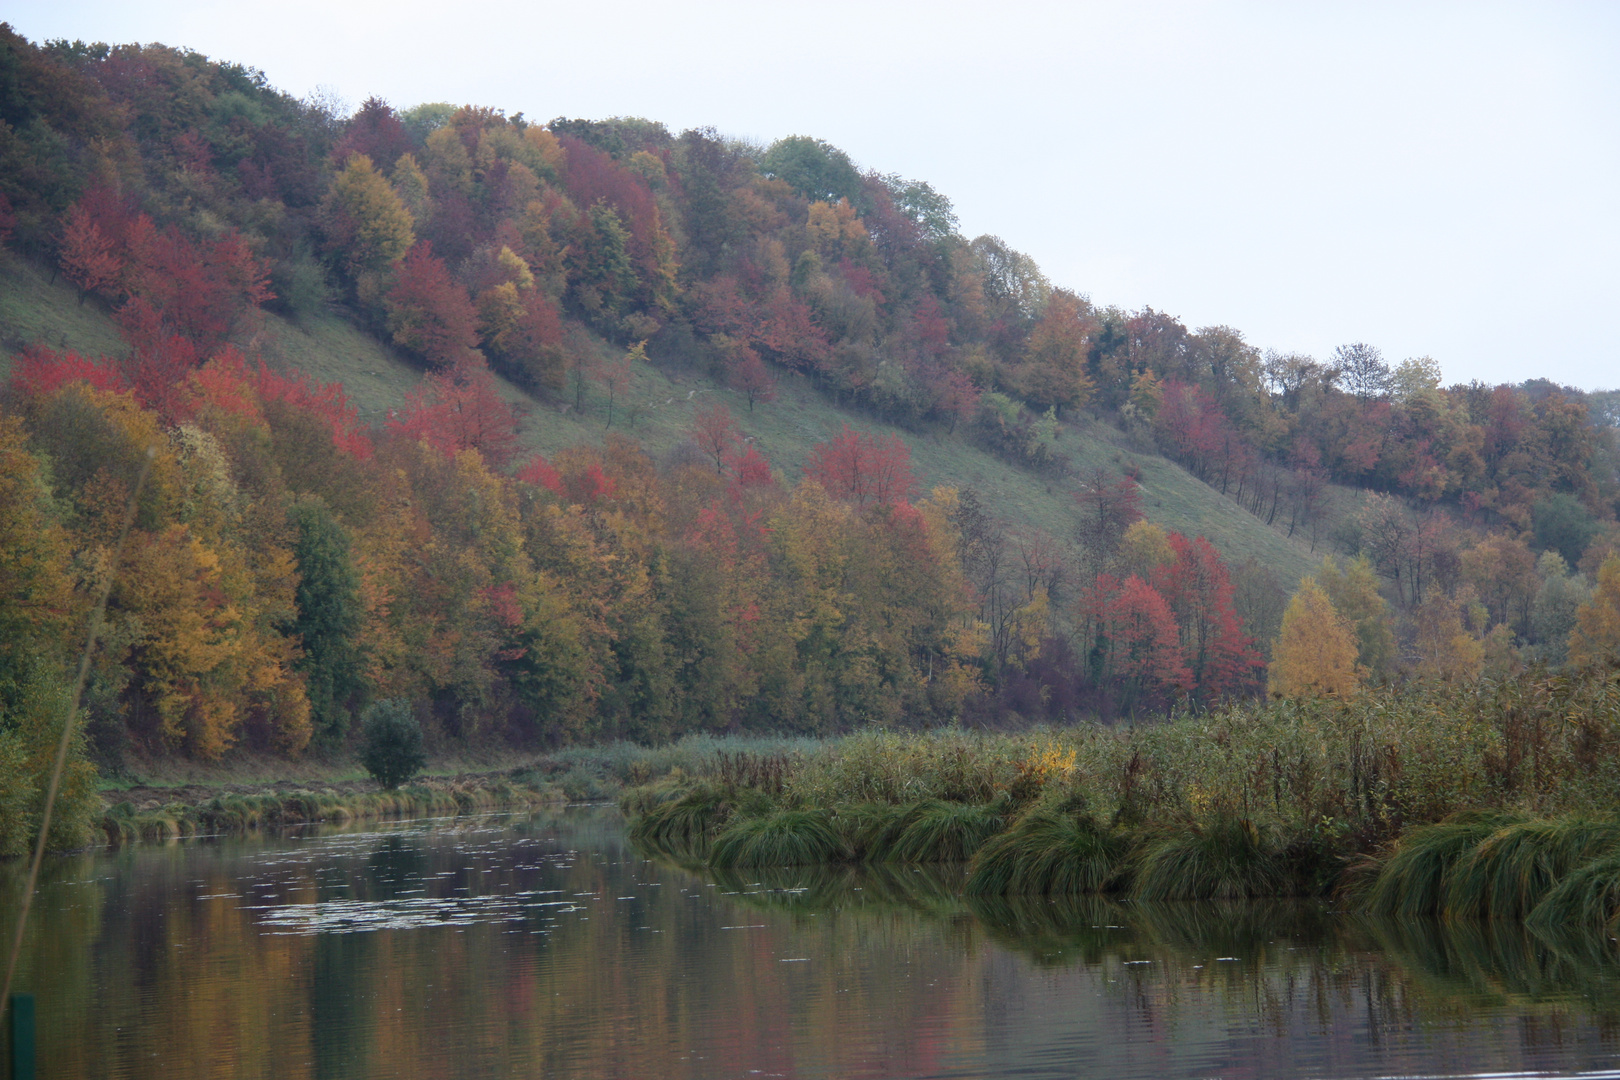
5 805 1620 1079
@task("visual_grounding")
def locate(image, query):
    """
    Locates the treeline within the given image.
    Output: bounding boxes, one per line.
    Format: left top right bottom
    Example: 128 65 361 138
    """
8 27 1611 514
0 338 1271 787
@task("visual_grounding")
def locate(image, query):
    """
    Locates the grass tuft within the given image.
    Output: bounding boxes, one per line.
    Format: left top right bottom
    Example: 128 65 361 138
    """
1442 817 1620 921
965 809 1125 895
1361 810 1528 918
1526 848 1620 935
708 809 851 868
624 783 735 857
885 799 1008 863
1129 817 1288 901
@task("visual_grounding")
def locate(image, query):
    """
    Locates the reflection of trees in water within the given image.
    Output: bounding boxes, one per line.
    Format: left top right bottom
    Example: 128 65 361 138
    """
8 810 1620 1079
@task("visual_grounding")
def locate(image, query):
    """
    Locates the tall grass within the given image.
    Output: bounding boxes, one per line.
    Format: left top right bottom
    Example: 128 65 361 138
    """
1442 817 1620 921
1360 811 1527 919
1130 817 1288 901
617 670 1620 921
1524 850 1620 935
965 809 1126 895
708 809 850 868
883 799 1008 863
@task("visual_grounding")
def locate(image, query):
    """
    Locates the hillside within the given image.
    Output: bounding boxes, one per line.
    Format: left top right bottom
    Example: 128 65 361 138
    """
1 24 1618 793
0 249 1328 591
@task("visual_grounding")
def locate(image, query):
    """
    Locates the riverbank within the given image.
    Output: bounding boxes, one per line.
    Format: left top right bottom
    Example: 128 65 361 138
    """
84 732 823 848
620 672 1620 933
96 770 567 845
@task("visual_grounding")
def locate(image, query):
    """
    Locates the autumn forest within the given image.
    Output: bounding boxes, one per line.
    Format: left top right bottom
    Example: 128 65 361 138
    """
2 24 1620 822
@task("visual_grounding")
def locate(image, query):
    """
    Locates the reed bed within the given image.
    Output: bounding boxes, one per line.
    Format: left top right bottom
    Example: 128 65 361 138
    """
618 671 1620 932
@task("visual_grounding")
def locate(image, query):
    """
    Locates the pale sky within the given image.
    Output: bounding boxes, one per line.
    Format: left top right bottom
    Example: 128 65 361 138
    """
8 1 1618 390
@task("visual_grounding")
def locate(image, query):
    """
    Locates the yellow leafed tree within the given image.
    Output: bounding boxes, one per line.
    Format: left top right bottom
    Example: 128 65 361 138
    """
1268 576 1362 698
1569 554 1620 667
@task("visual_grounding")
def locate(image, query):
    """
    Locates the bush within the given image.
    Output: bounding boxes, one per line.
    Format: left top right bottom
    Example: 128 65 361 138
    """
359 700 426 789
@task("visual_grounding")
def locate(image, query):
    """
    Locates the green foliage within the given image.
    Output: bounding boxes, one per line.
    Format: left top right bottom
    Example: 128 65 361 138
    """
760 136 864 206
288 500 364 747
965 808 1126 895
358 699 425 789
1533 494 1598 568
1129 817 1288 901
0 661 99 855
708 808 849 868
1361 811 1529 919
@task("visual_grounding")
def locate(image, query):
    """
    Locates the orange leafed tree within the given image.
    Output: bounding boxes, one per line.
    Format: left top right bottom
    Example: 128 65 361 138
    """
59 201 124 303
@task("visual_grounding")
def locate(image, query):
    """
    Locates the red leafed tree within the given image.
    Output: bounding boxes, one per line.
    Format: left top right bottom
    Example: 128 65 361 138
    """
115 226 272 356
59 202 124 303
187 348 265 425
499 289 566 392
1151 532 1263 701
252 361 373 460
726 444 774 489
692 401 741 474
515 453 564 495
7 344 126 399
806 424 918 507
756 288 832 372
389 356 521 469
1105 574 1194 710
331 97 413 170
384 241 482 368
116 297 203 419
728 346 777 411
934 367 981 432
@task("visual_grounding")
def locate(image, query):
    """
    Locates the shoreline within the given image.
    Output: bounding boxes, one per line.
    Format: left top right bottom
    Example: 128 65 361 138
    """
94 769 568 847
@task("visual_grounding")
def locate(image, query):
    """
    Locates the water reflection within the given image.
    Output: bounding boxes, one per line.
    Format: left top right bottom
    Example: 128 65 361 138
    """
1 807 1618 1079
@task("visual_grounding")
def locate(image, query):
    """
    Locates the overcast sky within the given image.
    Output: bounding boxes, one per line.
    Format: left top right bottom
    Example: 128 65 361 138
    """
8 1 1618 390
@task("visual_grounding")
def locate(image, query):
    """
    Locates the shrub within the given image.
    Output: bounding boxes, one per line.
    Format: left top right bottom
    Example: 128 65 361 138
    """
359 699 426 789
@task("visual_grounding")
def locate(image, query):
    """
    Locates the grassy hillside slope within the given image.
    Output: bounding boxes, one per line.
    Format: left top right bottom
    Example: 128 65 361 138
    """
0 253 1327 586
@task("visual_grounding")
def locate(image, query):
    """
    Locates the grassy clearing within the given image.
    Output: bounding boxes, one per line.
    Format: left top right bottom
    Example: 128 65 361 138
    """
0 253 128 375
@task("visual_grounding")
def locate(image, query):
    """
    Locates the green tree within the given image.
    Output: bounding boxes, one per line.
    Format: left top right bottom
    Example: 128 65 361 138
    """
1533 493 1598 569
1530 552 1590 665
288 500 366 748
359 699 425 789
760 135 864 206
320 153 415 277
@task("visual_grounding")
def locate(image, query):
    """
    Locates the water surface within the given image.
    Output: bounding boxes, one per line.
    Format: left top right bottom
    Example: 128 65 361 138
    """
5 806 1620 1079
